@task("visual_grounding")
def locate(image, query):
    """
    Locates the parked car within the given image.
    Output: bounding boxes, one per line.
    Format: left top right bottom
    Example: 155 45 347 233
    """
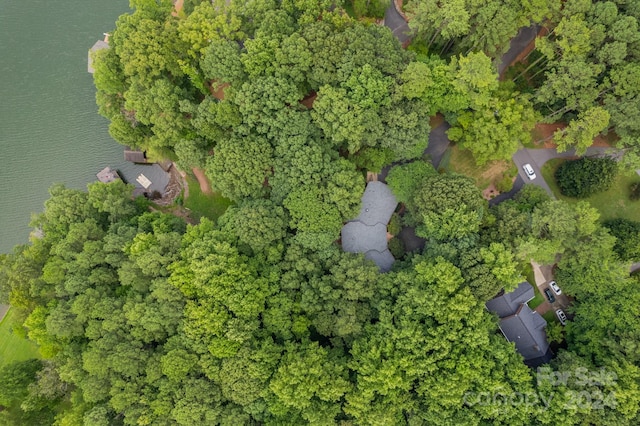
523 163 536 180
544 288 556 303
556 309 567 325
549 280 562 295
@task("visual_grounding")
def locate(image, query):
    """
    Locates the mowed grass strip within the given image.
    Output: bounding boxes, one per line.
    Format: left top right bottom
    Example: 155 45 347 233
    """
184 175 233 223
442 145 512 190
542 158 640 222
0 308 40 368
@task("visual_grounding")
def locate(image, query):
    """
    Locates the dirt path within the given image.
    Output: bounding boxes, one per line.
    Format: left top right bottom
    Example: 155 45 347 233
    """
171 0 184 17
192 168 213 195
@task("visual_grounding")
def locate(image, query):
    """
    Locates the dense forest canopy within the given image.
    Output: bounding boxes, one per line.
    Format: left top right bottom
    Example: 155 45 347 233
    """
1 0 640 424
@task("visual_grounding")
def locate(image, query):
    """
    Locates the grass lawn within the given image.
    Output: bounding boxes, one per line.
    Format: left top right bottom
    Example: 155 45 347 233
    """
521 262 545 309
0 308 40 368
184 175 233 223
529 285 545 310
542 310 557 324
542 158 640 222
441 145 514 190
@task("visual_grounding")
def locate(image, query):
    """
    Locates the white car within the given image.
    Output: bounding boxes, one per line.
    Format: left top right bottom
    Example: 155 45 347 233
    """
556 309 567 325
549 280 562 295
523 163 536 180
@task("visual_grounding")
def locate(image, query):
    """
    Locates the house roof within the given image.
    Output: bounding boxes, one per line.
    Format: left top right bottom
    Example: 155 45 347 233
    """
341 222 388 253
485 282 534 317
499 304 550 360
364 249 395 273
486 281 551 363
525 347 554 368
119 164 170 194
341 182 398 272
357 181 397 226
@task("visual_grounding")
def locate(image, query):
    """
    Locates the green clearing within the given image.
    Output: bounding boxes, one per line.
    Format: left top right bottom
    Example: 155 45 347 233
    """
521 263 545 309
0 308 40 368
542 310 557 324
528 284 545 310
441 145 514 190
184 175 233 223
542 158 640 222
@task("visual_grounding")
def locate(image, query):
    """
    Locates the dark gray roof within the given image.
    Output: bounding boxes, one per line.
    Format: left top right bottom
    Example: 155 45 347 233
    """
119 163 170 194
341 182 398 272
485 282 534 317
357 181 397 226
499 304 550 360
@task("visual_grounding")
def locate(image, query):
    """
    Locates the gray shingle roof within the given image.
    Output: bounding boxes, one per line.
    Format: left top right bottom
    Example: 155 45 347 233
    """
499 304 550 360
364 249 395 273
119 163 170 194
485 282 534 317
486 282 550 362
341 222 388 253
357 181 397 226
341 182 398 272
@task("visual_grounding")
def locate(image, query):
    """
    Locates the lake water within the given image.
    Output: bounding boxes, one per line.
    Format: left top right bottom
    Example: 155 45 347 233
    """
0 0 131 253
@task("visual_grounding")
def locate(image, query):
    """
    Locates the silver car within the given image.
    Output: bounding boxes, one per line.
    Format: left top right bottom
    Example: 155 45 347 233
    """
523 163 536 180
556 309 567 325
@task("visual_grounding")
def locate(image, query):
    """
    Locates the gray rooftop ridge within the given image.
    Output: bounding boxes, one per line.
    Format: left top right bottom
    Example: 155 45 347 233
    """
486 282 550 362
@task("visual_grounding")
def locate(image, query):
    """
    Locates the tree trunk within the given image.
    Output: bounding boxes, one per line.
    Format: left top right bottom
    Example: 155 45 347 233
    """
513 55 547 81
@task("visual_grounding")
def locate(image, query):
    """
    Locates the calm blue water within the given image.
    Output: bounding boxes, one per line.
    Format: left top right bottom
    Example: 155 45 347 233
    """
0 0 131 253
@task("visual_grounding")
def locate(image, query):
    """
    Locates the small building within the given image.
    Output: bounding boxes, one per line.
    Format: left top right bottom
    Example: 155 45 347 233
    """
96 166 120 183
88 39 109 74
341 181 398 272
486 282 553 367
124 147 148 163
119 163 171 197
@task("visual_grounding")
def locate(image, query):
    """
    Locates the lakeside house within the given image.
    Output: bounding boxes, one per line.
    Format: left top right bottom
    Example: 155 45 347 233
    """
341 181 397 272
486 282 553 367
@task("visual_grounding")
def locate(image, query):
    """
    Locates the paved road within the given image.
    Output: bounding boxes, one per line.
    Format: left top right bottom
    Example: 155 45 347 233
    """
424 121 451 169
383 1 411 45
511 147 613 198
489 175 524 206
631 262 640 273
498 25 541 76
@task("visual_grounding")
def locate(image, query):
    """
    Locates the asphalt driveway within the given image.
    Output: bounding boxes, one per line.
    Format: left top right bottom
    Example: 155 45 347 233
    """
384 2 411 45
511 147 613 198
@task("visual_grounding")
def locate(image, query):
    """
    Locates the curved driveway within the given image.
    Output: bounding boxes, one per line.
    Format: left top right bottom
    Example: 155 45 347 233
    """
384 2 411 45
512 147 614 198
